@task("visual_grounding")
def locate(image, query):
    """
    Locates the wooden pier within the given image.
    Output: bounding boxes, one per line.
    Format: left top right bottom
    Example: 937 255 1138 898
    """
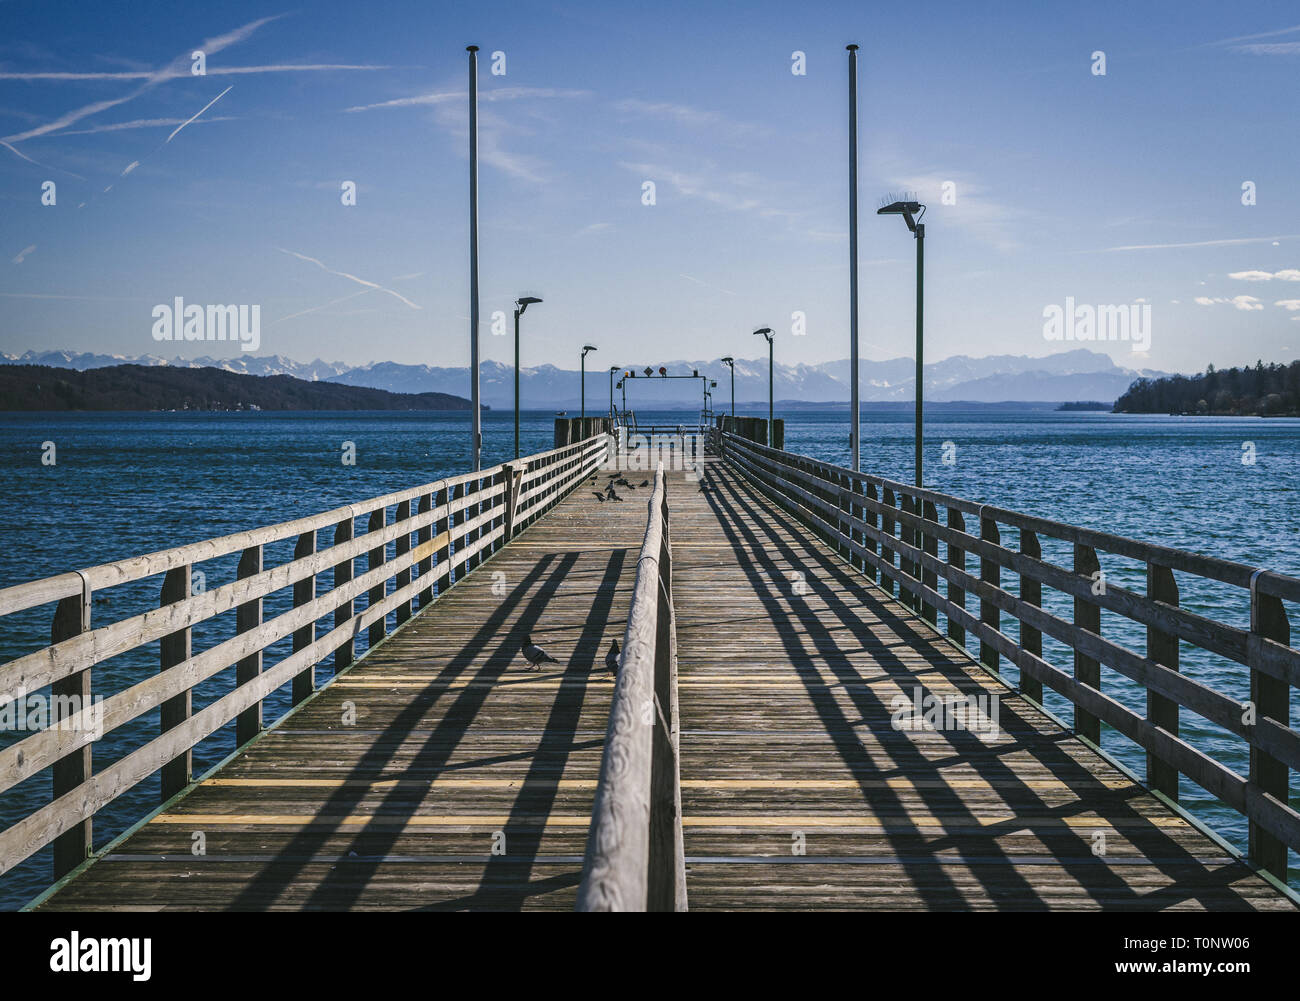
2 427 1298 910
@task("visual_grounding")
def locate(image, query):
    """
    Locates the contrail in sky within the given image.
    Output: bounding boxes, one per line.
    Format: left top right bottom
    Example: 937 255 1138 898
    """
167 86 232 142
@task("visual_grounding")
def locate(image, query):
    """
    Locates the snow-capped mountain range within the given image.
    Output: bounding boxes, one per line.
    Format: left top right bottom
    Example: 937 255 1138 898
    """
0 348 1167 407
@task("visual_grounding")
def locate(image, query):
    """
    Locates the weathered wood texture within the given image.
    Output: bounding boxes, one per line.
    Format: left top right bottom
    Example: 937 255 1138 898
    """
718 431 1300 883
32 459 648 911
0 435 611 885
29 452 1297 911
577 465 685 911
671 458 1294 911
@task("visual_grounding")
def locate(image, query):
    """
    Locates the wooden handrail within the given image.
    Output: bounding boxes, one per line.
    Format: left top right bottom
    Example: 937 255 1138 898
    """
719 431 1300 883
0 433 613 886
577 463 686 911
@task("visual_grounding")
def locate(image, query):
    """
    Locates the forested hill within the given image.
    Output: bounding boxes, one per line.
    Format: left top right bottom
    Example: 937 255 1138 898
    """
1113 361 1300 416
0 364 480 412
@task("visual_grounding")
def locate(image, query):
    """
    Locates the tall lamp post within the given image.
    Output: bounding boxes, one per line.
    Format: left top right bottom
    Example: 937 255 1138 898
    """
721 356 735 431
877 199 926 486
753 327 774 447
513 296 542 459
846 43 861 473
580 344 597 421
608 365 619 418
467 45 481 471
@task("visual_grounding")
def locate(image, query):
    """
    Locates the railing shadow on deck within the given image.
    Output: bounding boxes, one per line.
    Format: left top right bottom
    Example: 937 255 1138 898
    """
710 428 1300 897
697 462 1263 910
1 433 613 907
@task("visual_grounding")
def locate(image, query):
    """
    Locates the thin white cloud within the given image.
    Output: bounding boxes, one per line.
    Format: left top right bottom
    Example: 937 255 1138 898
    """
576 222 613 237
278 248 422 310
1195 295 1265 311
1204 23 1300 46
1229 268 1300 281
0 64 386 81
612 98 767 140
2 15 279 144
1233 42 1300 55
272 288 376 325
679 273 738 297
1275 299 1300 311
11 244 35 264
887 170 1022 252
1103 235 1300 252
39 116 237 138
345 87 590 113
0 138 86 178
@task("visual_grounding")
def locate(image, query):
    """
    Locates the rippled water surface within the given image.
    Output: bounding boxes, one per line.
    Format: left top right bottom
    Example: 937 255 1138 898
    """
1 408 1297 908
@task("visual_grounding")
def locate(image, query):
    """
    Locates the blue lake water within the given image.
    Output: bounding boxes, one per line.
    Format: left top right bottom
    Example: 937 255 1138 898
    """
0 407 1297 908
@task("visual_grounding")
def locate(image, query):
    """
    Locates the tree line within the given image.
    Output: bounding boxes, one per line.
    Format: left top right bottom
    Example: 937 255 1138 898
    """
1113 360 1300 416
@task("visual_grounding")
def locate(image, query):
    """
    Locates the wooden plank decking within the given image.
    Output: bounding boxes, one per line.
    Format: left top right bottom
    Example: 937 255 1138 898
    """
33 457 1294 911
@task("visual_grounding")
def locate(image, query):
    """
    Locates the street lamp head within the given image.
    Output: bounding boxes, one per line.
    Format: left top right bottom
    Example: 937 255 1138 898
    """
877 198 925 233
610 365 619 373
582 344 597 356
721 356 734 367
515 295 542 316
753 327 773 343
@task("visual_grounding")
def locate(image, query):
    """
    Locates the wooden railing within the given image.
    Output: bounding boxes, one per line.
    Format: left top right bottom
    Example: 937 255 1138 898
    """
717 431 1300 883
0 433 612 886
577 463 686 911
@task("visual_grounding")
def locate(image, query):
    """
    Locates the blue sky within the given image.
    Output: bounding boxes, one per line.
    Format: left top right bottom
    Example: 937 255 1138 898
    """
2 0 1299 374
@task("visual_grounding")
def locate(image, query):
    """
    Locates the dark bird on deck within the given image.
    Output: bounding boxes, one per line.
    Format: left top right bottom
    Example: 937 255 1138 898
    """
592 492 606 502
520 634 558 670
605 639 620 673
615 477 631 487
608 489 624 501
639 480 649 487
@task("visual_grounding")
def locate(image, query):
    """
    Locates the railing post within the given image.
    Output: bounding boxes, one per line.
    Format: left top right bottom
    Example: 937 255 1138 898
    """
1019 529 1043 703
979 514 1000 674
292 531 316 706
946 508 965 649
417 491 434 608
395 500 412 626
1147 563 1179 799
899 494 917 609
881 487 896 597
1073 543 1102 745
865 483 879 583
837 471 851 562
368 508 387 649
464 476 480 574
333 516 354 673
501 464 516 542
235 545 263 747
851 479 865 573
1248 580 1289 879
158 566 191 802
51 587 92 878
921 499 939 625
439 484 456 591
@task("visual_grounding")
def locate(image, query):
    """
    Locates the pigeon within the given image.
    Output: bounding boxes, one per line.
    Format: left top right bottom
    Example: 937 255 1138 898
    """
608 489 623 501
592 492 606 502
605 639 620 673
520 634 558 670
615 477 631 487
639 480 649 487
